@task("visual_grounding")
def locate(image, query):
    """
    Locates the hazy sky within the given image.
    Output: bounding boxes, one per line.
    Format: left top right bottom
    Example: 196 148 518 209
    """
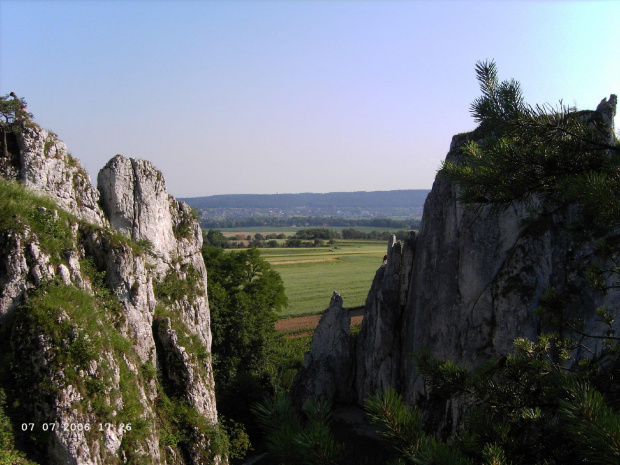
1 1 618 197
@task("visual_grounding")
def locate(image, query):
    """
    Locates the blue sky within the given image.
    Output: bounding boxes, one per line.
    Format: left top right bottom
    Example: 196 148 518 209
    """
1 1 618 197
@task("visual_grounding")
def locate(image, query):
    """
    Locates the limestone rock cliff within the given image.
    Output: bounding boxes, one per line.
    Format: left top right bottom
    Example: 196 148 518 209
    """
292 291 355 406
380 97 618 429
0 123 223 464
354 232 415 404
397 98 619 417
299 96 620 435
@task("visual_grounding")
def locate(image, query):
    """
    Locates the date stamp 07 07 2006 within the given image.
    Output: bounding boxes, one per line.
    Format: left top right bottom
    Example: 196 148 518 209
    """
20 422 132 433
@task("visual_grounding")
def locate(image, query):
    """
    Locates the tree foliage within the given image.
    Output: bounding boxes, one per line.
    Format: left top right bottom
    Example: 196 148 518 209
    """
203 228 229 248
0 94 31 126
0 93 34 160
252 394 378 465
293 228 340 240
441 60 619 225
366 336 620 465
559 387 620 464
202 246 287 388
252 394 341 465
364 388 472 465
202 245 288 459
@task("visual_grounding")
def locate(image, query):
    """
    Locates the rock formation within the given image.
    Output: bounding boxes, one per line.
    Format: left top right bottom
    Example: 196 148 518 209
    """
397 97 619 418
296 96 620 435
292 291 355 406
0 122 223 464
355 232 415 404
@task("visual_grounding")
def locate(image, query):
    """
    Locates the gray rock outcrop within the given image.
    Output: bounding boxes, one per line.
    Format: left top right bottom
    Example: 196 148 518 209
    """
355 232 415 404
156 317 216 419
301 95 620 436
398 97 619 414
292 291 356 406
0 226 55 319
96 154 213 361
0 123 222 464
98 156 176 260
597 94 618 131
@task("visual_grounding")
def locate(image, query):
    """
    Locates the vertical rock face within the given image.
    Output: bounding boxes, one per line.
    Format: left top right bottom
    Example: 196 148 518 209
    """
96 154 217 423
0 123 222 464
596 94 618 133
98 156 176 259
399 134 536 385
0 227 56 319
291 292 356 406
97 154 213 353
355 233 415 404
156 317 216 418
351 98 620 429
396 149 524 402
302 96 619 436
398 98 619 409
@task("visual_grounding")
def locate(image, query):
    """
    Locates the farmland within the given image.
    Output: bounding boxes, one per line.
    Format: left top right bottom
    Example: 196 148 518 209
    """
258 241 387 316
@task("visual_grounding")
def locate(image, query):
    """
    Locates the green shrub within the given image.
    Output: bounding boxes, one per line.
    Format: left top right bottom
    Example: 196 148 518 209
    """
252 394 375 465
154 263 204 305
156 387 228 461
173 207 200 240
220 417 251 461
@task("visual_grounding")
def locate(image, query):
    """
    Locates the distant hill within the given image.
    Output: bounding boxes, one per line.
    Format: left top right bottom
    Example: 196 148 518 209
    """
181 189 429 212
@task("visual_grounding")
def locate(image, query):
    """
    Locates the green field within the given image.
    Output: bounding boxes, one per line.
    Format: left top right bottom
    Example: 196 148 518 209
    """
259 241 387 316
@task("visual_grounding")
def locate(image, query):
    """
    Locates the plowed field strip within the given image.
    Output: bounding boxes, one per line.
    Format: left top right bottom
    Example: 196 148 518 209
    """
276 309 365 334
270 258 338 265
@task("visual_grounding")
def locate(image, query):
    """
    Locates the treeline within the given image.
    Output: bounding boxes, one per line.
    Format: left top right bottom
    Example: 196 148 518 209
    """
204 229 293 249
201 215 421 230
291 227 412 242
292 228 340 240
341 228 411 241
203 227 415 249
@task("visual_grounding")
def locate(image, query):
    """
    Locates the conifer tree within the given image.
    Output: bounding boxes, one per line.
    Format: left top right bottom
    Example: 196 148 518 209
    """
441 60 619 226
